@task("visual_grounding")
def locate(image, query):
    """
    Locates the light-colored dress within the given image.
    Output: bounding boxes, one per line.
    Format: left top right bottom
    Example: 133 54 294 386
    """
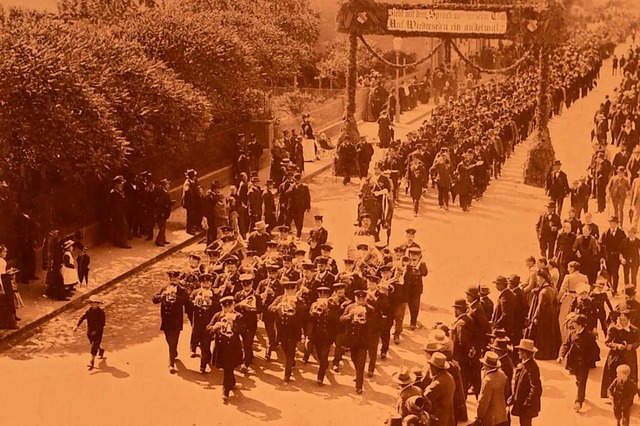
558 271 589 340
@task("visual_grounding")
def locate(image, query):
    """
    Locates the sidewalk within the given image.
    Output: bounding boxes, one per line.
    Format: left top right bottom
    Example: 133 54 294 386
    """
0 101 436 348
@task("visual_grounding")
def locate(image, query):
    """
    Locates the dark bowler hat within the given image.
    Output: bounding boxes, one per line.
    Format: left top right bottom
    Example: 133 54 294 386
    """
452 299 468 310
545 200 556 208
465 286 480 299
508 274 521 285
493 275 508 286
609 215 619 223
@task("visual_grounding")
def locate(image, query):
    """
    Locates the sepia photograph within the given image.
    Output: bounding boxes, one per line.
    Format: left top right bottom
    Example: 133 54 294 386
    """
0 0 639 425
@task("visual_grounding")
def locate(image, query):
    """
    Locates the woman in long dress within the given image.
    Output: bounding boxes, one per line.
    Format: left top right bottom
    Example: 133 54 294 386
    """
600 311 639 398
558 261 589 341
528 268 562 360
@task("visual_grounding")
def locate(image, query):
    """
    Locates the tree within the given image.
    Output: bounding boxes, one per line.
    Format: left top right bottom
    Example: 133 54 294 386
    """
317 34 381 87
523 0 571 187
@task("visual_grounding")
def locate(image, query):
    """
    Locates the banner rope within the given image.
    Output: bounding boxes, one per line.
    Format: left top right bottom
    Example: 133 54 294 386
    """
449 39 532 75
358 34 444 69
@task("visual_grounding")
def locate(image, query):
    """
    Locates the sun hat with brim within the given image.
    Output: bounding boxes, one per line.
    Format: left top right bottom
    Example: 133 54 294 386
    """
391 367 416 385
88 295 103 304
63 240 74 249
514 339 538 353
480 351 501 369
427 352 450 370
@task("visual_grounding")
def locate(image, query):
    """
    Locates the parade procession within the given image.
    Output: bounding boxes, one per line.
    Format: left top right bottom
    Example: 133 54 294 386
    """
4 0 640 425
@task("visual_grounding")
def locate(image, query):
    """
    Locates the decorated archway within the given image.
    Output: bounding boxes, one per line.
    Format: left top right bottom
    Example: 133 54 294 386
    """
335 0 568 187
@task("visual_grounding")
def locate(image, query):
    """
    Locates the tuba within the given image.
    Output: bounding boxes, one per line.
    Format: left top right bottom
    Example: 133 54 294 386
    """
311 298 329 316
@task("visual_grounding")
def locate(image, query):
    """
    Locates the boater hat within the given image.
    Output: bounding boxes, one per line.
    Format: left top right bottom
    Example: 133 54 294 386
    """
515 339 538 353
391 367 416 385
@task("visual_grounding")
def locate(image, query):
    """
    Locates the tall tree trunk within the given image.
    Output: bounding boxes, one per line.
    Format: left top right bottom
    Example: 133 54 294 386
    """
335 33 361 176
523 46 555 188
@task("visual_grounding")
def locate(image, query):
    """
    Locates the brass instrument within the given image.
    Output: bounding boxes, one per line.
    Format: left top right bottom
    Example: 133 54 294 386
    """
352 305 367 324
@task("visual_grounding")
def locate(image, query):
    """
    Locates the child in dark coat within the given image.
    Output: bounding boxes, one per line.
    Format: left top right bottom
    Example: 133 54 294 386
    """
590 278 613 335
74 295 106 370
607 364 637 426
76 248 91 286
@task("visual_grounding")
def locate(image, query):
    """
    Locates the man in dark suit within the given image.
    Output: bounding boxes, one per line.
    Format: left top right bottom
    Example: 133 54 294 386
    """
152 270 189 373
423 352 456 426
107 176 131 249
510 339 542 426
492 275 516 340
247 176 263 232
154 179 172 247
287 173 311 238
466 286 491 398
557 314 600 412
600 215 627 295
451 299 476 397
545 160 570 215
308 215 328 261
536 201 562 258
262 180 277 232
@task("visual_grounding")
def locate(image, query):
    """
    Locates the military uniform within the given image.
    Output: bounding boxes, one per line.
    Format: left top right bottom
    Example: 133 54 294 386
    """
341 298 376 393
208 308 246 399
257 274 284 358
270 292 308 382
235 283 263 369
306 292 340 383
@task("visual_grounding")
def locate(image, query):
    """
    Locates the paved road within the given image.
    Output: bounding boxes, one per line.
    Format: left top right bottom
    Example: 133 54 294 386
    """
1 44 636 426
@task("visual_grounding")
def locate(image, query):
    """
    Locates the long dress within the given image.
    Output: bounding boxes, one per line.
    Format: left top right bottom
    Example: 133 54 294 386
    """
600 324 639 397
528 283 562 360
558 271 589 341
377 115 392 148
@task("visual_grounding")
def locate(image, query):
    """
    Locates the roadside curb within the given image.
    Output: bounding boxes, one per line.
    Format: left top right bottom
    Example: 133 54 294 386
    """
0 161 335 352
0 233 204 352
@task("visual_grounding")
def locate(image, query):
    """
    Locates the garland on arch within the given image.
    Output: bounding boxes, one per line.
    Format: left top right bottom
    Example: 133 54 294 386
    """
357 34 444 69
449 39 532 75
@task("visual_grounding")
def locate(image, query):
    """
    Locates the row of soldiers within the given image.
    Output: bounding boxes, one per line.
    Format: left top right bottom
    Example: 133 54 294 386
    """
152 225 428 401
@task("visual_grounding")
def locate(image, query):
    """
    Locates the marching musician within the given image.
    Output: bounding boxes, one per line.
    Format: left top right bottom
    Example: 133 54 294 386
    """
270 281 308 383
341 289 376 394
339 258 365 299
152 270 189 373
235 273 263 374
405 247 428 330
378 264 398 358
396 228 421 256
314 257 336 289
307 286 340 385
214 256 242 297
204 247 223 276
190 273 220 374
281 255 301 282
206 225 233 252
262 241 282 266
391 253 409 345
331 282 352 372
364 275 387 378
317 244 339 275
257 264 284 361
308 215 328 261
207 296 246 403
293 249 307 273
298 262 321 305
